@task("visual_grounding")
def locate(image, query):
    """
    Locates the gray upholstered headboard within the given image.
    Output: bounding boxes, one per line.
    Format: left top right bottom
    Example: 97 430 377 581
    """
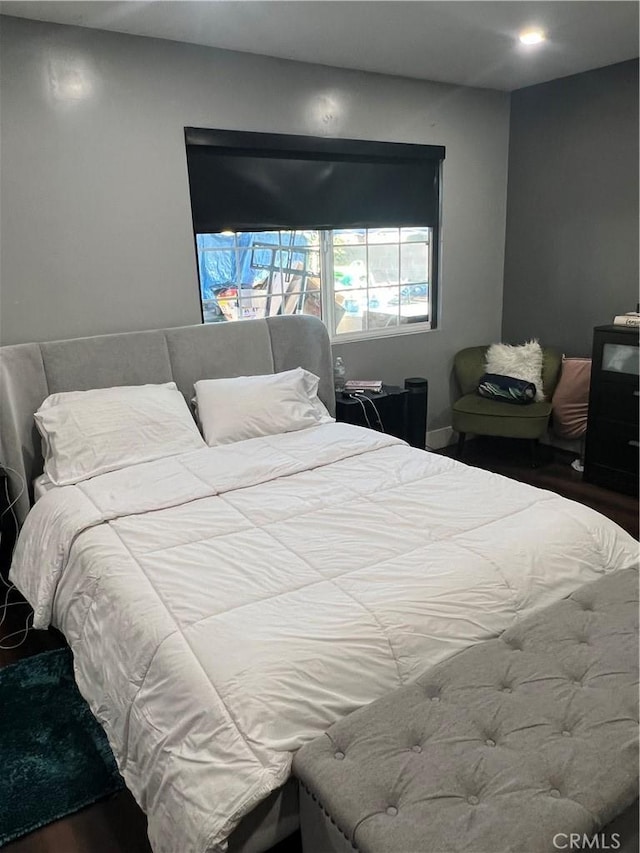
0 315 335 526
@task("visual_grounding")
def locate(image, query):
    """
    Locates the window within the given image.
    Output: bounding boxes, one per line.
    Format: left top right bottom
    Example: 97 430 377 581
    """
186 128 444 341
196 227 433 340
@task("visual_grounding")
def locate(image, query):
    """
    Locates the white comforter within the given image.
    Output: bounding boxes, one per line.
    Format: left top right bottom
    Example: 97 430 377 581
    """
10 423 638 852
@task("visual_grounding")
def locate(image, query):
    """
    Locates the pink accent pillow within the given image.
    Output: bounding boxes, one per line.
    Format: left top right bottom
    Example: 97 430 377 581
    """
551 357 592 439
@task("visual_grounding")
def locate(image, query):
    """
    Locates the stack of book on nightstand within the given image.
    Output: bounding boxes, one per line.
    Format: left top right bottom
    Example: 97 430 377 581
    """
612 310 640 327
344 379 383 393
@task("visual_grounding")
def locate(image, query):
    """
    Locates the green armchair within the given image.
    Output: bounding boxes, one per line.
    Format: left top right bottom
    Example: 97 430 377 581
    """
452 345 562 465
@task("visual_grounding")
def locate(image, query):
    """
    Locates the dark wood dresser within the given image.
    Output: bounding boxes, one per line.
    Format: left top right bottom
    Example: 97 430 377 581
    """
584 324 639 495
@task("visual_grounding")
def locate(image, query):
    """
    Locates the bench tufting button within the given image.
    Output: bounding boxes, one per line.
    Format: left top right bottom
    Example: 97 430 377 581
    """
386 806 398 816
485 738 496 747
561 730 571 737
431 696 440 702
572 680 582 687
334 751 345 760
550 789 561 798
468 796 479 805
411 745 422 753
502 686 512 694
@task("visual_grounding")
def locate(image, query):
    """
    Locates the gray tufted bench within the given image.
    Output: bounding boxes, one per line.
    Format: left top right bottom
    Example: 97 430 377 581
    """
293 568 639 853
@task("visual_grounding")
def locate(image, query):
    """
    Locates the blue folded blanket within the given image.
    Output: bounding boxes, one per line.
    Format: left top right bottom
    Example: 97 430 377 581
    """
477 373 536 404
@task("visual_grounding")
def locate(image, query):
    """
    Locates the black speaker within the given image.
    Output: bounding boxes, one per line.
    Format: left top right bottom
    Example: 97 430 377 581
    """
404 377 428 449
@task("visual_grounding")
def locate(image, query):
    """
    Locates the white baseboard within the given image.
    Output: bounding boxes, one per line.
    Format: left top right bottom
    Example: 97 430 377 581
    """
426 426 455 450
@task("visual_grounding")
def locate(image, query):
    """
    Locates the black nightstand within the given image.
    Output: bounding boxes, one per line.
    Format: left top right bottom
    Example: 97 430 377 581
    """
335 385 409 443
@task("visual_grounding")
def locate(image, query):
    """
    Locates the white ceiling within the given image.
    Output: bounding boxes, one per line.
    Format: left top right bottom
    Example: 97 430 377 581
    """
1 1 638 91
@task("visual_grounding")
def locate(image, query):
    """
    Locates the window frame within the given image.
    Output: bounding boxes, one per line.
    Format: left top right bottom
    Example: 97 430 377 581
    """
186 128 444 342
193 221 441 342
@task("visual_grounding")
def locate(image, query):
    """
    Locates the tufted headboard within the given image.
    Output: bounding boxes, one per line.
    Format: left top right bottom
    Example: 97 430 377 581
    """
0 315 335 526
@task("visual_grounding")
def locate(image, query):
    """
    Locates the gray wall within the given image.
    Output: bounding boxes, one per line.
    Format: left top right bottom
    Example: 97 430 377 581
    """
502 60 639 357
0 15 510 432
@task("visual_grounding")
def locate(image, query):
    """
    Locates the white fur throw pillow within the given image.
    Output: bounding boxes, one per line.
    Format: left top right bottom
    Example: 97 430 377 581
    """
485 340 545 401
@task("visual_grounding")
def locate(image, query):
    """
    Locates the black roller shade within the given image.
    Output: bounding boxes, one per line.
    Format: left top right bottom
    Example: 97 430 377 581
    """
185 128 445 233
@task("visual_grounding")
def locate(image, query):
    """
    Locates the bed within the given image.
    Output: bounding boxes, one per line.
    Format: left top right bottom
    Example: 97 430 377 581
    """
2 316 638 853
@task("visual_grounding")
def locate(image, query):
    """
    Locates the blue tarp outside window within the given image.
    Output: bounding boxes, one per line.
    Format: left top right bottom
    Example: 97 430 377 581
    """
196 232 310 301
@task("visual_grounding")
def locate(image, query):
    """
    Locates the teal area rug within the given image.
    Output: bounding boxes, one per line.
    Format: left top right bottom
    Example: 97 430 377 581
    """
0 647 125 846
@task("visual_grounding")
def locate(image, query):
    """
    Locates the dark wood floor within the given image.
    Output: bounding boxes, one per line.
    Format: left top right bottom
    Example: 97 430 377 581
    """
1 439 637 852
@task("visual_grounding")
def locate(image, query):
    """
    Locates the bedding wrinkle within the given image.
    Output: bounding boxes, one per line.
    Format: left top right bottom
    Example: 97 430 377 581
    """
557 498 640 567
75 573 102 647
116 629 179 772
140 576 332 623
107 521 272 772
368 472 554 540
328 583 406 687
60 528 182 778
450 538 523 616
134 516 253 556
259 480 552 679
227 492 407 688
180 429 398 495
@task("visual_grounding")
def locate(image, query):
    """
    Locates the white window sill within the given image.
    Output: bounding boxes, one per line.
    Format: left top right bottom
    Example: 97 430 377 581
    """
330 320 433 344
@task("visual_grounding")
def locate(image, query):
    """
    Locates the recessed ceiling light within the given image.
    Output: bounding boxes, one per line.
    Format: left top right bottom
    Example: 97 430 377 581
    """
519 29 546 45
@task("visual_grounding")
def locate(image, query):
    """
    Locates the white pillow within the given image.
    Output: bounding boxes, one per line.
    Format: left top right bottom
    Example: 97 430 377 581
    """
485 340 545 401
193 367 334 446
35 382 206 485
